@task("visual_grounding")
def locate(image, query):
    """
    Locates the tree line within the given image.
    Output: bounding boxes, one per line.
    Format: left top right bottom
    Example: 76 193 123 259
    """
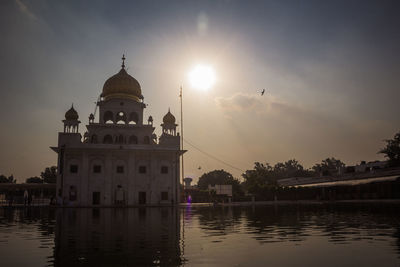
197 157 345 198
0 166 57 184
197 130 400 198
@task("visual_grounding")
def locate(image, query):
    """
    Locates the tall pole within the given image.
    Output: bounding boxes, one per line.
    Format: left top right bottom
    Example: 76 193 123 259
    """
179 86 185 258
180 86 184 188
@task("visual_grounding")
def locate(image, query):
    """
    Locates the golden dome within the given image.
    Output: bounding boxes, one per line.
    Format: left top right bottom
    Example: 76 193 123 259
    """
65 105 79 120
102 64 142 101
163 109 176 124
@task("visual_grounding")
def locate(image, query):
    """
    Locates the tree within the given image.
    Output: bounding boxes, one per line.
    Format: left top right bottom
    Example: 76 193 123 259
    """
197 169 243 197
273 159 312 179
0 174 16 183
379 131 400 167
40 166 57 183
312 157 345 176
242 162 277 196
26 176 44 183
7 175 16 183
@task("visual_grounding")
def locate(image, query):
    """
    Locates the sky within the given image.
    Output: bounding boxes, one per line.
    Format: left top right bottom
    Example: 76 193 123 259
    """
0 0 399 183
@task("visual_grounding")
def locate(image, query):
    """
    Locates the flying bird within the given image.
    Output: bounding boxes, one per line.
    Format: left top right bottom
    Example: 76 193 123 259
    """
198 166 202 170
260 89 266 96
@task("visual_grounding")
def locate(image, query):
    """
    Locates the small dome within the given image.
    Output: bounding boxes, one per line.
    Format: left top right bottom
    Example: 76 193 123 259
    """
163 109 176 124
102 63 142 101
65 105 79 120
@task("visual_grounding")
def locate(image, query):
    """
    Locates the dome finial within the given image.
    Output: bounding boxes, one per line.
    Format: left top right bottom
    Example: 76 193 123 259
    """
102 58 142 102
163 109 176 124
65 104 79 120
121 54 126 69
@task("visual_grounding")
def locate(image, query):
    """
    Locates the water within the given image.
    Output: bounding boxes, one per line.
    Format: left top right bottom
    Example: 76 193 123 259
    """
0 203 399 266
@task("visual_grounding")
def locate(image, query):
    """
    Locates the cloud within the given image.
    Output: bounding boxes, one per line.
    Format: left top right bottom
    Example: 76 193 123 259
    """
215 93 265 111
214 91 394 168
197 12 208 36
215 92 306 119
214 92 349 140
15 0 37 20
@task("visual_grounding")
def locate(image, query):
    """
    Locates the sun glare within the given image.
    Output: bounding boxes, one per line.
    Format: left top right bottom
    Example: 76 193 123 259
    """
188 64 216 90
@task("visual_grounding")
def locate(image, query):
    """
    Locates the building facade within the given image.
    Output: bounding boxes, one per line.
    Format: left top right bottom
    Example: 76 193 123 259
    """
52 57 184 206
354 160 388 173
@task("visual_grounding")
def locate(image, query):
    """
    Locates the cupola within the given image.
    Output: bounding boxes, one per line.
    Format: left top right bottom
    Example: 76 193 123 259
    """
101 55 143 102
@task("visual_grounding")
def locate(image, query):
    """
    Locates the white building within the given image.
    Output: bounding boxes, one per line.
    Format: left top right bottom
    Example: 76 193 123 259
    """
183 177 193 188
208 184 232 197
355 160 387 173
52 57 184 206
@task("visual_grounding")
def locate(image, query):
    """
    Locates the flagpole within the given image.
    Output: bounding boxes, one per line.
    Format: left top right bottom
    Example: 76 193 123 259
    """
179 85 185 259
180 86 184 189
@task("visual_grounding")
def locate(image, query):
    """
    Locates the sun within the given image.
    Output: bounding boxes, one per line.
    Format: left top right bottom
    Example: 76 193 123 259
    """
188 64 216 90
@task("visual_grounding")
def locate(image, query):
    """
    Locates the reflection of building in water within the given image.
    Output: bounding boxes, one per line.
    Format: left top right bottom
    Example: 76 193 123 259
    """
51 56 185 206
54 208 182 266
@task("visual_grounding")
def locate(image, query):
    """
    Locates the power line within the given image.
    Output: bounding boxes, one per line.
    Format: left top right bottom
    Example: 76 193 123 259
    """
183 138 245 173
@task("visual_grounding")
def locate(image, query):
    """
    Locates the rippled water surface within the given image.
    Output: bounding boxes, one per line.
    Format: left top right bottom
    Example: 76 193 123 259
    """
0 203 399 266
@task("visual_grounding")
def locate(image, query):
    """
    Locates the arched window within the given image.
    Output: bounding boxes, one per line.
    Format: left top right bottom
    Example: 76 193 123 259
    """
117 134 124 144
104 111 114 124
129 135 138 144
129 112 139 124
91 134 98 144
103 134 113 144
144 136 150 144
116 111 127 124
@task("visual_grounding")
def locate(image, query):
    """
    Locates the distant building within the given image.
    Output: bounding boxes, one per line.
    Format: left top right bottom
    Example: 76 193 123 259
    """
183 177 193 188
52 57 185 206
355 160 387 173
0 183 56 206
208 184 232 197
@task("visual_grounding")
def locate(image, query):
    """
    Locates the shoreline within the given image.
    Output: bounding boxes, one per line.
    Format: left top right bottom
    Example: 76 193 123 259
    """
1 199 400 208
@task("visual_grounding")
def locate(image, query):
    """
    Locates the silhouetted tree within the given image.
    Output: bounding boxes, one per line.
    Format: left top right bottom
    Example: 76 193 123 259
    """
0 175 7 183
40 166 57 183
312 157 345 176
26 176 44 183
197 169 243 197
379 131 400 167
242 162 277 196
8 175 16 183
0 174 16 183
273 159 313 179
